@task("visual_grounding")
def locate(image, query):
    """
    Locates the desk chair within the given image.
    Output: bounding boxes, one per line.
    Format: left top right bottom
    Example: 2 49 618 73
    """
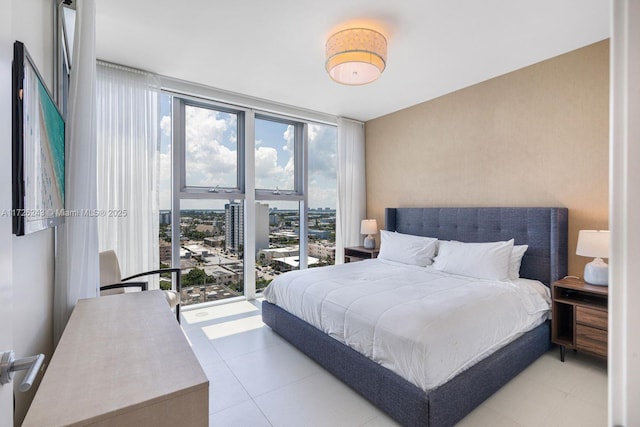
99 250 182 323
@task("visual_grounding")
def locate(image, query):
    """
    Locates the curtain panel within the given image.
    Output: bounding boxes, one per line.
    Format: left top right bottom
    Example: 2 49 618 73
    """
54 0 99 345
96 63 160 286
335 117 366 264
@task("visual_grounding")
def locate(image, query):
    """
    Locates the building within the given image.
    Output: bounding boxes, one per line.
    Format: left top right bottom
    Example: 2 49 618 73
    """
203 236 225 248
257 246 299 263
272 256 319 272
307 229 330 239
159 240 172 262
225 202 243 253
269 212 279 226
159 211 171 225
195 224 214 235
256 202 269 253
308 242 335 261
225 202 269 254
183 244 209 260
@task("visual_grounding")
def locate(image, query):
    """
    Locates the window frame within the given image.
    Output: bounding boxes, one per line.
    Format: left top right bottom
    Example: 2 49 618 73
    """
175 97 246 196
254 113 305 199
165 88 332 305
53 0 75 114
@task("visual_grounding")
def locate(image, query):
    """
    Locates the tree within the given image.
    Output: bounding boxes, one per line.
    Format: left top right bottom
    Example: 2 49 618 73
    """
181 268 212 287
258 253 267 266
160 263 172 279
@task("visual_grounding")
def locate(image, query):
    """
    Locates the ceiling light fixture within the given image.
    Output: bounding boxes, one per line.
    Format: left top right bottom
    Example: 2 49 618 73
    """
325 28 387 85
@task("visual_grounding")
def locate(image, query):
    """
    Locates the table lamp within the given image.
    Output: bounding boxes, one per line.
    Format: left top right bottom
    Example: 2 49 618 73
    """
361 219 378 249
576 230 610 286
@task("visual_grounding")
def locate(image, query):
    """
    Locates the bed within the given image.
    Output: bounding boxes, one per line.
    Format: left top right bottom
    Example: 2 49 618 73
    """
262 207 568 426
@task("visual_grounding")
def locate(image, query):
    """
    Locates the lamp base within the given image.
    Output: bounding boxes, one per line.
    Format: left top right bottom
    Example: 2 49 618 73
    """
584 258 608 286
363 235 375 249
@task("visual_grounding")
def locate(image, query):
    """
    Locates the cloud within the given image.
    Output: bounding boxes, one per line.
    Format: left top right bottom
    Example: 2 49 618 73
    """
157 100 337 209
308 186 336 210
254 122 295 190
255 146 293 190
307 124 337 209
184 106 238 187
160 115 171 137
308 124 337 181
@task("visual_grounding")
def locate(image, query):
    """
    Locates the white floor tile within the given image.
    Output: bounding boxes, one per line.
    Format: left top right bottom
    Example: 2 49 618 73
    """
519 351 606 398
456 403 524 427
483 373 568 427
538 395 608 427
205 320 286 360
183 301 261 330
560 353 607 409
254 371 383 427
226 341 321 397
209 400 272 427
184 301 608 427
185 331 224 367
359 414 401 427
203 361 252 414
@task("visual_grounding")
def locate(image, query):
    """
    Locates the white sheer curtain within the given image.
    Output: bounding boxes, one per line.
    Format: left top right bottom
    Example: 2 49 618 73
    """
54 0 99 345
96 63 160 285
335 117 366 264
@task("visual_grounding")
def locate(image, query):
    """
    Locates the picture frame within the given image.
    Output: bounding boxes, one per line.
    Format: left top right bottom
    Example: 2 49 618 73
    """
12 40 66 236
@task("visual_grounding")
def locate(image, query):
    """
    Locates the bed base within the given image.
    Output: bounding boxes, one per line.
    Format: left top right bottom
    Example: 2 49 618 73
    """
263 301 550 427
262 207 565 426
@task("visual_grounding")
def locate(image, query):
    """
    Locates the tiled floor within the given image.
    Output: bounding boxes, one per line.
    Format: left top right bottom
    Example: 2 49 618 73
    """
181 299 607 427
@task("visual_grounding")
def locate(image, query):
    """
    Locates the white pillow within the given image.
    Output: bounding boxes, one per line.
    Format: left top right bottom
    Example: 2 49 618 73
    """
432 239 514 280
378 230 438 267
509 245 528 279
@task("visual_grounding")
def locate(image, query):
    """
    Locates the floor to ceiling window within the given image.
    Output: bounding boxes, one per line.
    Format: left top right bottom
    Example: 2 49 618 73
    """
54 1 336 307
159 92 336 307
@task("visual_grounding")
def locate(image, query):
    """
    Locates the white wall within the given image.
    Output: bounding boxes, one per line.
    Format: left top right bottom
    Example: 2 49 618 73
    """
0 0 15 425
6 1 56 425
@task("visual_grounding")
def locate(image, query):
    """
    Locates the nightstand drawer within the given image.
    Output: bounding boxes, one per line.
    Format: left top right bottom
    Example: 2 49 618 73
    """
576 324 607 358
576 306 607 330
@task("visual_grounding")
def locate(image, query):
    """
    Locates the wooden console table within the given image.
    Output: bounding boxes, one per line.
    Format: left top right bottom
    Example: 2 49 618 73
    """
23 290 208 426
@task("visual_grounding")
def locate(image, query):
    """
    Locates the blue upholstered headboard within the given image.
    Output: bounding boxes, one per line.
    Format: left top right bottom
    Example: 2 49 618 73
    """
384 207 568 286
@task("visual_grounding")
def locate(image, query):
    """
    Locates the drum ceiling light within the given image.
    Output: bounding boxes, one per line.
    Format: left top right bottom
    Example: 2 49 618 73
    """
325 28 387 85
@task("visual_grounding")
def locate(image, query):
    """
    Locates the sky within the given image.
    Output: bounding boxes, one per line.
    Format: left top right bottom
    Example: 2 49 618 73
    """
159 94 336 210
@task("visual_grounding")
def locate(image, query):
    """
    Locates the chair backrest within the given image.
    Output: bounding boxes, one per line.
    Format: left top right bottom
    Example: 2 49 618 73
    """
99 250 122 288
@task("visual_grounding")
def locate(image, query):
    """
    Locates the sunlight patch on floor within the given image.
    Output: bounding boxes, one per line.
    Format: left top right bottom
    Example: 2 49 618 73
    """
201 314 264 340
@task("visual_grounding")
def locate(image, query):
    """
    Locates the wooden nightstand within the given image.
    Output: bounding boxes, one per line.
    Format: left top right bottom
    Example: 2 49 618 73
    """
551 277 608 362
344 246 379 263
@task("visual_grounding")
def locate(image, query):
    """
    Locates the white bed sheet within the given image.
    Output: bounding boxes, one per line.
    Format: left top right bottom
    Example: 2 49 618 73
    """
263 258 551 391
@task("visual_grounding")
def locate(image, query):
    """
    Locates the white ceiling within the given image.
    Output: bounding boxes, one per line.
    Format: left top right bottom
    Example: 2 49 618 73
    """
95 0 610 122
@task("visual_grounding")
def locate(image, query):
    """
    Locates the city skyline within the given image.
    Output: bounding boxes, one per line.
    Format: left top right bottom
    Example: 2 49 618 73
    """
160 203 336 306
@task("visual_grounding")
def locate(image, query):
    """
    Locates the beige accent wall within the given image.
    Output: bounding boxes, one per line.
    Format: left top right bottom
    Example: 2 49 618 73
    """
365 40 609 277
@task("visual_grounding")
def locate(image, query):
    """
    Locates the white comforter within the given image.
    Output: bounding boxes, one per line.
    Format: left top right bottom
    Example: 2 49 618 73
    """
263 258 551 391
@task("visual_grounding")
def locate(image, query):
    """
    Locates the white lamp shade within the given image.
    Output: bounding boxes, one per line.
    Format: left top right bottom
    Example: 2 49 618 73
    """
576 230 610 259
360 219 378 235
325 28 387 85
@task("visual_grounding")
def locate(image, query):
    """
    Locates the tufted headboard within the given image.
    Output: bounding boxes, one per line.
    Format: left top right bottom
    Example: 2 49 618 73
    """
384 207 568 286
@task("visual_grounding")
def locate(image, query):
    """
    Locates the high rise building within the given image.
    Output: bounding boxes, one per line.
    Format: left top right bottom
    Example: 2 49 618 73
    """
159 211 171 225
225 202 270 255
225 202 244 253
256 203 269 253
